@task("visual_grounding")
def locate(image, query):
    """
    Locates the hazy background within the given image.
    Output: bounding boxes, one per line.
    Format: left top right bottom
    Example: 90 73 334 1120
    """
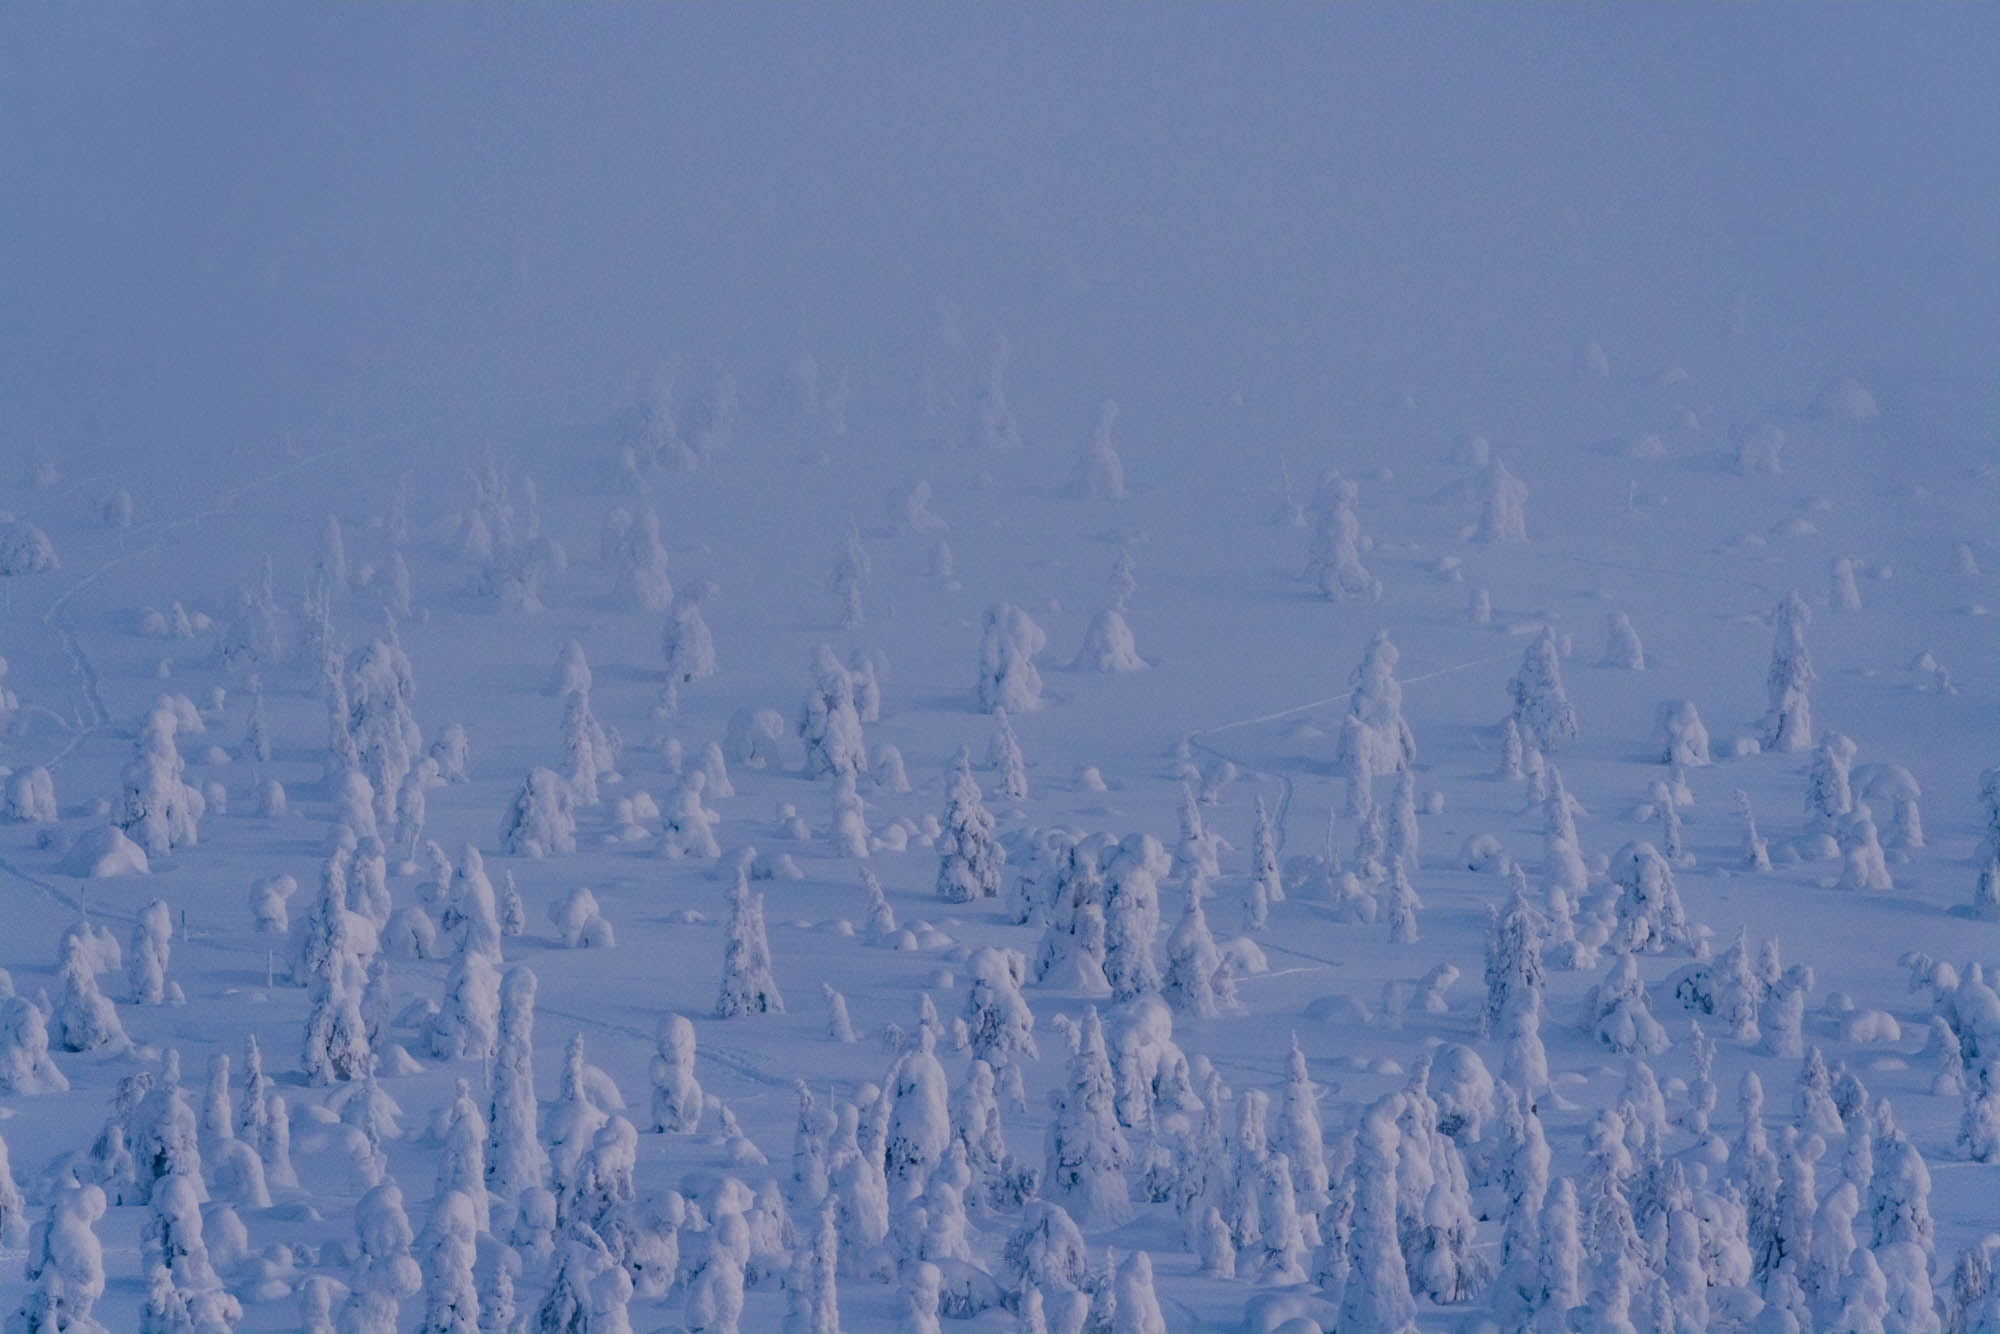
5 5 1996 479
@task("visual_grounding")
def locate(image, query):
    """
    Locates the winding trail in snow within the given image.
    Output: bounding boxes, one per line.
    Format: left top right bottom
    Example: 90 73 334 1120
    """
539 1000 789 1092
0 444 360 921
1186 645 1523 853
36 441 360 773
1186 526 1785 855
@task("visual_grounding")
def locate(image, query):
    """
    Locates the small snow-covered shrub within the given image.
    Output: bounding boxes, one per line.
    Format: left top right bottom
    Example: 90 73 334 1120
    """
0 520 59 574
550 888 614 949
3 767 56 823
1072 608 1146 672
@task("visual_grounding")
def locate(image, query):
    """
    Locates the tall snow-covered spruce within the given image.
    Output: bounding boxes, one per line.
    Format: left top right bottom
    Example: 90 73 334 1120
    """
936 749 1004 903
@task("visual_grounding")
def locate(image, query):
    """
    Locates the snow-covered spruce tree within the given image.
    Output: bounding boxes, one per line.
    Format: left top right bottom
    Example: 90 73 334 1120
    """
344 1178 423 1334
1805 730 1857 840
969 329 1021 452
1522 1175 1583 1333
1501 987 1551 1104
1251 794 1284 906
1600 610 1645 670
1475 456 1529 543
1536 768 1584 904
428 948 500 1061
1279 1035 1331 1221
1835 804 1893 892
936 749 1004 903
127 898 181 1006
824 768 872 860
1165 783 1218 888
442 845 504 964
650 1013 705 1134
1962 1056 2000 1162
417 1189 480 1334
976 603 1048 714
1509 627 1577 755
4 765 56 823
784 1201 842 1334
487 965 548 1207
1109 546 1138 609
13 1182 109 1334
1043 1007 1131 1228
661 771 722 861
119 706 205 858
499 766 575 858
1103 834 1168 1001
685 1208 748 1333
1763 589 1816 753
962 947 1037 1090
54 931 125 1053
660 581 719 715
560 688 618 808
1336 630 1417 811
1386 764 1420 880
832 519 870 630
1162 878 1230 1018
1759 962 1813 1060
801 645 869 779
347 636 424 831
1673 925 1763 1040
1338 1094 1418 1334
0 994 67 1093
1483 882 1546 1037
988 710 1028 803
1871 1120 1935 1255
1656 698 1710 767
1581 953 1669 1055
1608 840 1690 955
717 854 783 1017
886 1029 951 1209
301 919 373 1085
1395 1057 1489 1303
1384 860 1421 943
1067 399 1127 500
1073 606 1146 672
1304 470 1381 602
612 505 674 613
1831 554 1863 612
549 887 614 948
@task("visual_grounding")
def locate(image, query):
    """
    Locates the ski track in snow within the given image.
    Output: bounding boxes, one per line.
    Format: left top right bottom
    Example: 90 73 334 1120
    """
39 441 360 773
1188 645 1523 851
1187 532 1786 856
539 1002 787 1092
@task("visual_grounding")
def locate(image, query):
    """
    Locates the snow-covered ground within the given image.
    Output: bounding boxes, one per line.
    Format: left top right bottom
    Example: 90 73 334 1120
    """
0 7 1995 1332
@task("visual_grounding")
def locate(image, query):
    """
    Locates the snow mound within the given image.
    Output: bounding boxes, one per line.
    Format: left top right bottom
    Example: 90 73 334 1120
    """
60 825 150 878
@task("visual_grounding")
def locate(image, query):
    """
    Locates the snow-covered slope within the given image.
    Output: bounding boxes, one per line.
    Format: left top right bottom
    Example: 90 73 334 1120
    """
0 7 1995 1332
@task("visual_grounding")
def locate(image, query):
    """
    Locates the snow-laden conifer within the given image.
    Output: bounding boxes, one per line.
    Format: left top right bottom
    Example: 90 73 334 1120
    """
1509 627 1577 754
500 767 575 858
1042 1008 1131 1228
1475 456 1529 543
936 750 1004 903
661 582 719 715
1601 610 1645 669
119 707 205 858
487 965 547 1208
650 1014 705 1133
1763 590 1816 753
977 604 1048 713
801 645 869 779
1335 631 1416 805
1305 470 1381 601
1067 400 1126 501
717 853 784 1017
